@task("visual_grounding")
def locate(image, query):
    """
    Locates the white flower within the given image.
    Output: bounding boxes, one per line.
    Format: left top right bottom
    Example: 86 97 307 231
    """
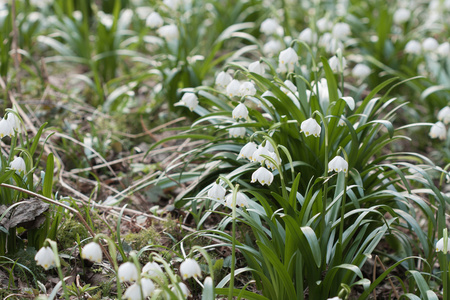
171 282 190 298
317 18 332 32
207 183 226 200
0 118 14 138
328 55 346 72
251 167 274 186
142 262 164 278
436 237 450 253
216 71 232 88
175 93 199 111
248 61 265 75
328 156 348 173
265 151 281 170
281 80 297 94
263 141 275 152
163 0 180 10
263 39 283 57
146 12 164 28
252 145 271 164
298 28 317 44
352 64 371 79
300 118 321 137
331 22 351 40
338 115 346 127
422 37 439 52
10 157 26 173
225 192 249 208
6 113 21 133
118 262 139 282
35 246 56 270
429 121 446 140
180 258 202 279
238 142 258 160
438 107 450 124
81 242 102 263
239 81 257 97
437 42 450 57
226 80 241 98
141 278 156 297
393 8 411 24
228 125 246 138
311 78 341 111
260 18 282 35
98 12 114 30
327 297 342 300
405 40 421 54
279 47 299 73
157 24 179 41
232 103 249 120
124 279 155 300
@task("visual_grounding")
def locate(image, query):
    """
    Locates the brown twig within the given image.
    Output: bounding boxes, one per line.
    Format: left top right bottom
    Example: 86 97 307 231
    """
374 255 400 299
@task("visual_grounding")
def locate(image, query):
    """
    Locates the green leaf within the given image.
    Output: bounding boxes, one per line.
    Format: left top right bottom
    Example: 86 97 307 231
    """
42 153 54 198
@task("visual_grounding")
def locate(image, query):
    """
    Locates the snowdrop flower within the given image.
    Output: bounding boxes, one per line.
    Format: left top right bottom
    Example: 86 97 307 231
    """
142 262 164 278
157 24 179 41
0 118 14 138
422 37 439 52
118 262 139 282
207 183 226 200
163 0 180 10
328 55 346 73
10 157 26 173
436 237 450 253
35 246 56 270
180 258 202 279
352 63 371 79
175 93 198 111
328 156 348 173
251 167 274 186
331 22 351 40
437 42 450 57
124 278 155 300
298 28 317 44
393 8 411 24
98 12 114 30
278 47 299 73
300 118 321 137
438 107 450 124
232 103 249 120
260 18 282 35
405 40 421 54
317 18 332 32
226 80 241 98
146 12 164 28
228 125 246 138
238 142 258 160
263 39 283 57
225 192 249 208
265 152 281 171
429 121 446 140
338 115 346 127
6 113 21 133
281 80 297 94
81 242 102 263
252 145 271 164
171 282 190 298
263 141 275 152
216 71 232 88
327 297 342 300
239 81 257 97
311 78 341 111
248 61 265 75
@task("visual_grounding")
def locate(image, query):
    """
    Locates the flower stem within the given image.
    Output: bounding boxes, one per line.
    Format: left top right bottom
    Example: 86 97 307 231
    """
228 184 239 300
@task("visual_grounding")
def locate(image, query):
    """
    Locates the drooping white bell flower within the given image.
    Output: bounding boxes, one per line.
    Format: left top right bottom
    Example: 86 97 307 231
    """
437 42 450 57
216 71 232 89
35 246 56 270
300 118 321 137
180 258 202 279
263 39 283 57
146 12 164 28
393 8 411 24
118 262 139 282
207 183 226 200
317 17 332 32
0 118 14 138
263 141 275 152
352 64 371 79
141 278 156 297
327 297 342 300
232 103 249 120
6 113 21 133
281 80 297 94
265 151 281 171
175 93 199 111
226 80 241 98
298 28 317 44
331 22 351 40
248 61 265 75
142 262 164 278
228 125 246 138
124 278 155 300
238 142 258 160
239 81 257 97
405 40 421 54
252 145 271 164
157 24 179 41
328 55 346 73
81 242 102 263
438 107 450 124
171 282 191 298
260 18 281 35
422 37 439 52
225 192 249 208
10 157 26 174
278 47 299 73
328 156 348 173
429 121 446 140
436 237 450 253
251 167 274 186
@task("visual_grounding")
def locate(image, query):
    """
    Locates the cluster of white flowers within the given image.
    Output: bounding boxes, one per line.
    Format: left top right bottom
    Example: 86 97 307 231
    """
175 93 199 111
0 111 21 138
429 106 450 140
405 38 449 58
207 181 250 208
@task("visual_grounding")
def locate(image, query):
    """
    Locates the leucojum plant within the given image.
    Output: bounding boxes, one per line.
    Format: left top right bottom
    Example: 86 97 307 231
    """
161 40 449 298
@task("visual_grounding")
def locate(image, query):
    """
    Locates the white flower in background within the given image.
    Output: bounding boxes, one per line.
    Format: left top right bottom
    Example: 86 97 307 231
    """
216 71 233 89
239 81 257 96
436 237 450 253
171 282 191 298
10 157 26 173
135 6 152 20
263 141 275 152
248 61 265 75
328 156 348 173
118 262 139 282
252 145 271 164
228 125 246 138
30 0 52 9
163 0 181 10
180 258 202 279
393 8 411 24
429 121 446 140
0 118 14 138
437 42 450 57
422 37 439 52
405 40 421 54
260 18 282 35
265 151 281 170
251 167 274 186
300 118 321 137
278 47 299 73
157 24 179 41
317 17 332 32
124 278 155 300
281 80 297 94
319 33 344 54
6 113 21 133
263 39 283 57
338 115 346 126
331 22 351 40
327 297 342 300
238 142 258 160
328 55 346 73
142 262 164 278
261 91 276 107
352 63 371 79
35 246 56 270
298 28 317 44
438 107 450 124
225 192 249 208
232 103 249 120
311 78 341 111
207 183 226 200
141 278 155 297
146 12 164 28
175 93 198 111
98 12 114 30
226 80 241 98
81 242 102 263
